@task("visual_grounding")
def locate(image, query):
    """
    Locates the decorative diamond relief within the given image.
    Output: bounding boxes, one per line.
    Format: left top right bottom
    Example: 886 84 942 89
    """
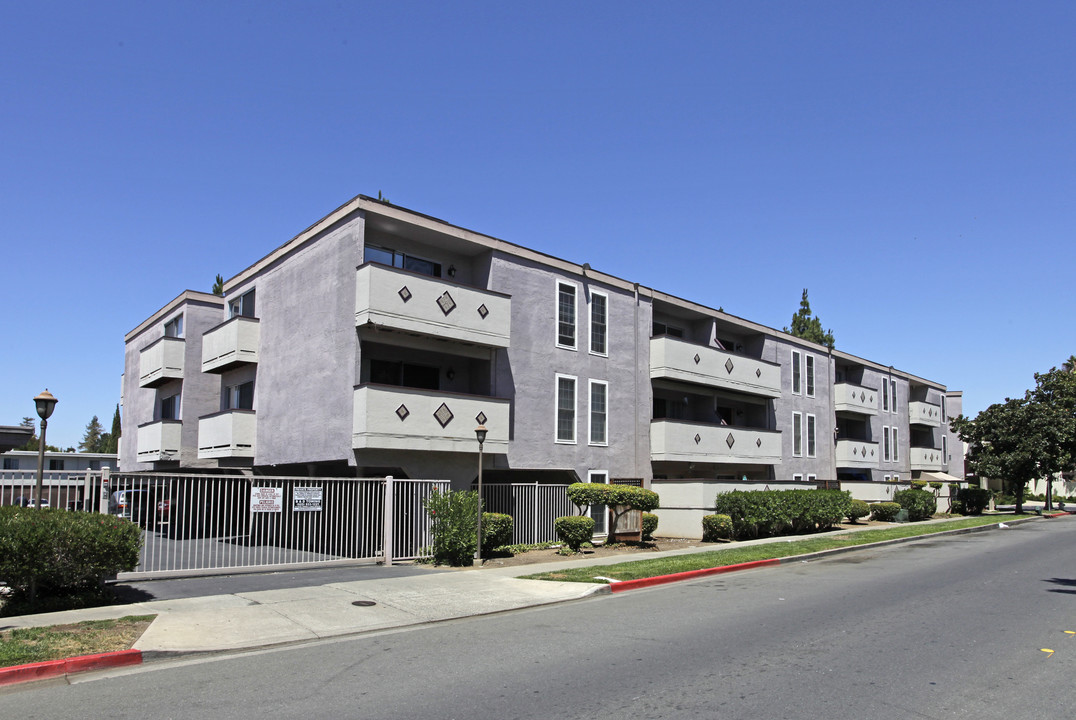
726 433 736 449
755 438 762 448
694 353 701 365
755 368 762 378
853 446 859 456
475 411 488 425
437 291 457 316
724 358 735 374
694 433 701 445
861 446 867 457
398 286 412 302
433 403 454 428
477 304 489 319
395 404 410 421
870 448 875 457
860 391 866 402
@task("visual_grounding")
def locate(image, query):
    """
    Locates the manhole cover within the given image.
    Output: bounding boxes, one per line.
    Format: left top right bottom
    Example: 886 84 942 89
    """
351 600 376 607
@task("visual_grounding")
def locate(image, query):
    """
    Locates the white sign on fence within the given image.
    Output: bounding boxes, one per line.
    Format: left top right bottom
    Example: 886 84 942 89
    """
293 486 323 512
250 486 283 513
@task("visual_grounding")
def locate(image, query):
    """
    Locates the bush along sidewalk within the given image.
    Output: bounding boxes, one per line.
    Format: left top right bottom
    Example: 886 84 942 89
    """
422 489 515 566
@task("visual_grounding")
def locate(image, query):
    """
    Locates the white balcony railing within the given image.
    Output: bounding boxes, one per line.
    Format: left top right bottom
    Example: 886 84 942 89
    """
353 384 509 453
835 439 880 468
910 446 945 472
197 411 256 459
202 317 260 373
138 337 185 388
909 401 943 427
650 337 781 398
834 383 879 416
355 264 511 348
650 420 782 465
136 420 182 463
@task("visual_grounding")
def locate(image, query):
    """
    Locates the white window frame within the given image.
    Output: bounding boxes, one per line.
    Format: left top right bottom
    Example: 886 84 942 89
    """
807 413 817 457
807 473 817 483
884 474 891 482
805 354 816 398
882 378 889 412
883 425 891 461
588 470 609 534
556 281 578 351
942 434 948 462
890 381 897 413
555 373 577 444
791 351 802 395
891 426 899 462
792 412 803 457
792 473 803 482
588 379 609 446
589 290 608 357
892 474 899 483
161 391 181 420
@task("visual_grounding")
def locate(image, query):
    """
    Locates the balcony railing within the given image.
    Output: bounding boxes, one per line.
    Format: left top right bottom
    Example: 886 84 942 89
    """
197 410 256 459
835 439 880 468
909 401 943 427
355 263 511 348
202 316 260 373
910 446 945 472
650 337 781 398
353 384 509 453
139 337 185 388
834 383 879 416
136 420 182 463
650 420 782 465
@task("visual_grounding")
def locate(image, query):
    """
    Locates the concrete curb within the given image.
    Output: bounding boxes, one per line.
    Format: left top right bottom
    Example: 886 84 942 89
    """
608 559 780 592
0 649 142 687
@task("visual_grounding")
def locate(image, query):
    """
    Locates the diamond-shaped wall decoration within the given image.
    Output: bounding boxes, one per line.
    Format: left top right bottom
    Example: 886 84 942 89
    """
756 438 762 448
694 353 701 365
755 368 762 378
861 446 867 457
860 391 866 402
475 411 487 425
726 433 736 448
869 395 874 403
396 404 410 421
853 446 859 456
437 291 457 316
477 304 489 319
398 286 412 302
694 433 701 445
724 358 735 374
433 403 454 428
870 448 875 457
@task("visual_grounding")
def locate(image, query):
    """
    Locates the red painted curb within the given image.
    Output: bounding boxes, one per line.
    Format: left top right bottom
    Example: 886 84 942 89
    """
1043 512 1070 519
608 558 781 593
0 649 142 687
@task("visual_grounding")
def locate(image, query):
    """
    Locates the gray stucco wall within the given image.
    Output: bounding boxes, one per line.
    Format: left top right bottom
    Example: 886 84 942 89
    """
772 338 834 481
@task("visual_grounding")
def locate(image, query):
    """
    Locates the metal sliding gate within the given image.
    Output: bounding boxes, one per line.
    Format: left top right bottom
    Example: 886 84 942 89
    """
479 483 573 545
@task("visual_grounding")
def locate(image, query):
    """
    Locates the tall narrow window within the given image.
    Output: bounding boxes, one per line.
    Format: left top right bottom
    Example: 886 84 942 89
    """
161 392 181 420
883 425 891 461
225 382 254 410
589 380 608 446
807 414 817 457
229 289 256 319
590 291 608 356
890 381 897 413
891 426 899 462
793 412 803 457
882 378 889 411
792 351 802 395
942 435 948 462
557 282 577 349
806 355 816 397
556 374 577 443
164 315 183 338
588 471 609 534
941 395 947 422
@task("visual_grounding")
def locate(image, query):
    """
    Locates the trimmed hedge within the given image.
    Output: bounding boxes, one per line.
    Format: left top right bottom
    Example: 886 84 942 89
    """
956 487 992 516
870 502 901 522
0 507 142 604
483 512 514 550
846 499 870 523
894 489 937 521
702 514 733 541
641 512 659 540
554 516 595 552
711 489 853 540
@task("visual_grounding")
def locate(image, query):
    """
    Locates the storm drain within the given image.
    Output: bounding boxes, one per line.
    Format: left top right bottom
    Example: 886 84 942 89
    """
351 600 377 607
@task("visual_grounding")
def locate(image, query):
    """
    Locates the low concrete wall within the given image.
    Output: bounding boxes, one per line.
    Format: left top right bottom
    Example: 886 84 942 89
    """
652 479 816 540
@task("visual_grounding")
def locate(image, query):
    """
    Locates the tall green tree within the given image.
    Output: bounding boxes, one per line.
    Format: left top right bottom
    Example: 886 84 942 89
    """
17 416 59 453
107 404 121 453
783 289 835 348
211 273 225 296
1062 355 1076 373
79 415 105 453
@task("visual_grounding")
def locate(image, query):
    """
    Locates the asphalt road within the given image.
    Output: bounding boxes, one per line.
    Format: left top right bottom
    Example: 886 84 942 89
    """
4 518 1076 719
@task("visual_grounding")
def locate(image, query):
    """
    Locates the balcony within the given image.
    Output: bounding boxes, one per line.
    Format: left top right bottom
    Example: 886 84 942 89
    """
909 401 943 427
834 383 879 416
139 337 185 388
353 384 509 453
910 446 945 472
835 439 880 468
355 263 511 348
202 316 260 373
650 337 781 398
650 420 782 465
136 420 182 463
197 410 256 459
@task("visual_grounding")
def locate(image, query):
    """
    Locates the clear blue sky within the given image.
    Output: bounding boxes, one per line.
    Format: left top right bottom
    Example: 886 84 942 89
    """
2 1 1073 450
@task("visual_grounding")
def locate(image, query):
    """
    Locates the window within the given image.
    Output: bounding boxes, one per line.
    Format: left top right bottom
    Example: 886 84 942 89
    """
882 425 890 461
806 355 816 397
555 374 577 443
590 291 608 356
942 435 948 462
229 289 256 319
225 382 254 411
891 426 898 462
652 321 683 338
557 282 577 349
807 414 817 457
2 457 18 470
366 245 442 278
161 393 181 420
884 474 890 482
890 382 897 413
589 380 608 446
941 395 947 422
881 378 889 412
793 412 803 457
369 360 439 391
164 315 183 338
807 474 817 483
588 470 608 534
49 458 65 471
892 474 899 482
793 474 803 482
792 351 802 394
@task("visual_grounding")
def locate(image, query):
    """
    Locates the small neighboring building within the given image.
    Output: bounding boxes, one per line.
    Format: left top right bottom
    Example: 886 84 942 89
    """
0 450 117 474
0 425 33 454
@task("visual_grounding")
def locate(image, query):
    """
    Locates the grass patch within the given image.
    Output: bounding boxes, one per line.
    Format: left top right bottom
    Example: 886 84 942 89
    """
0 615 155 668
522 515 1018 584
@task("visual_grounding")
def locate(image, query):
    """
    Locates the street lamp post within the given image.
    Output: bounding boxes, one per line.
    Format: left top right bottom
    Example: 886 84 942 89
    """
33 389 58 508
474 425 487 565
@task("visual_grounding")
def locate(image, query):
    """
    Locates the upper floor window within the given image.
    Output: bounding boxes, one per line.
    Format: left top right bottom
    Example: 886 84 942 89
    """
557 282 577 350
882 425 891 461
366 245 442 278
2 457 18 470
941 395 947 422
589 379 608 446
225 382 254 411
229 289 256 319
891 426 899 462
652 321 684 338
164 315 183 338
806 414 817 457
890 382 897 413
882 378 890 412
792 412 803 457
161 392 181 420
49 458 65 471
792 351 802 394
805 355 816 397
556 374 577 443
590 291 608 356
369 359 439 391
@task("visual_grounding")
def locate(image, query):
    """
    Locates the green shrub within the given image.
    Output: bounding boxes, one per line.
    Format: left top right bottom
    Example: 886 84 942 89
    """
846 499 870 523
894 489 937 521
956 487 992 516
949 499 965 515
910 480 928 490
702 514 734 541
641 512 659 540
712 489 852 539
566 483 660 537
928 481 943 492
424 489 480 566
482 512 513 551
870 502 901 522
0 507 142 606
554 516 595 552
